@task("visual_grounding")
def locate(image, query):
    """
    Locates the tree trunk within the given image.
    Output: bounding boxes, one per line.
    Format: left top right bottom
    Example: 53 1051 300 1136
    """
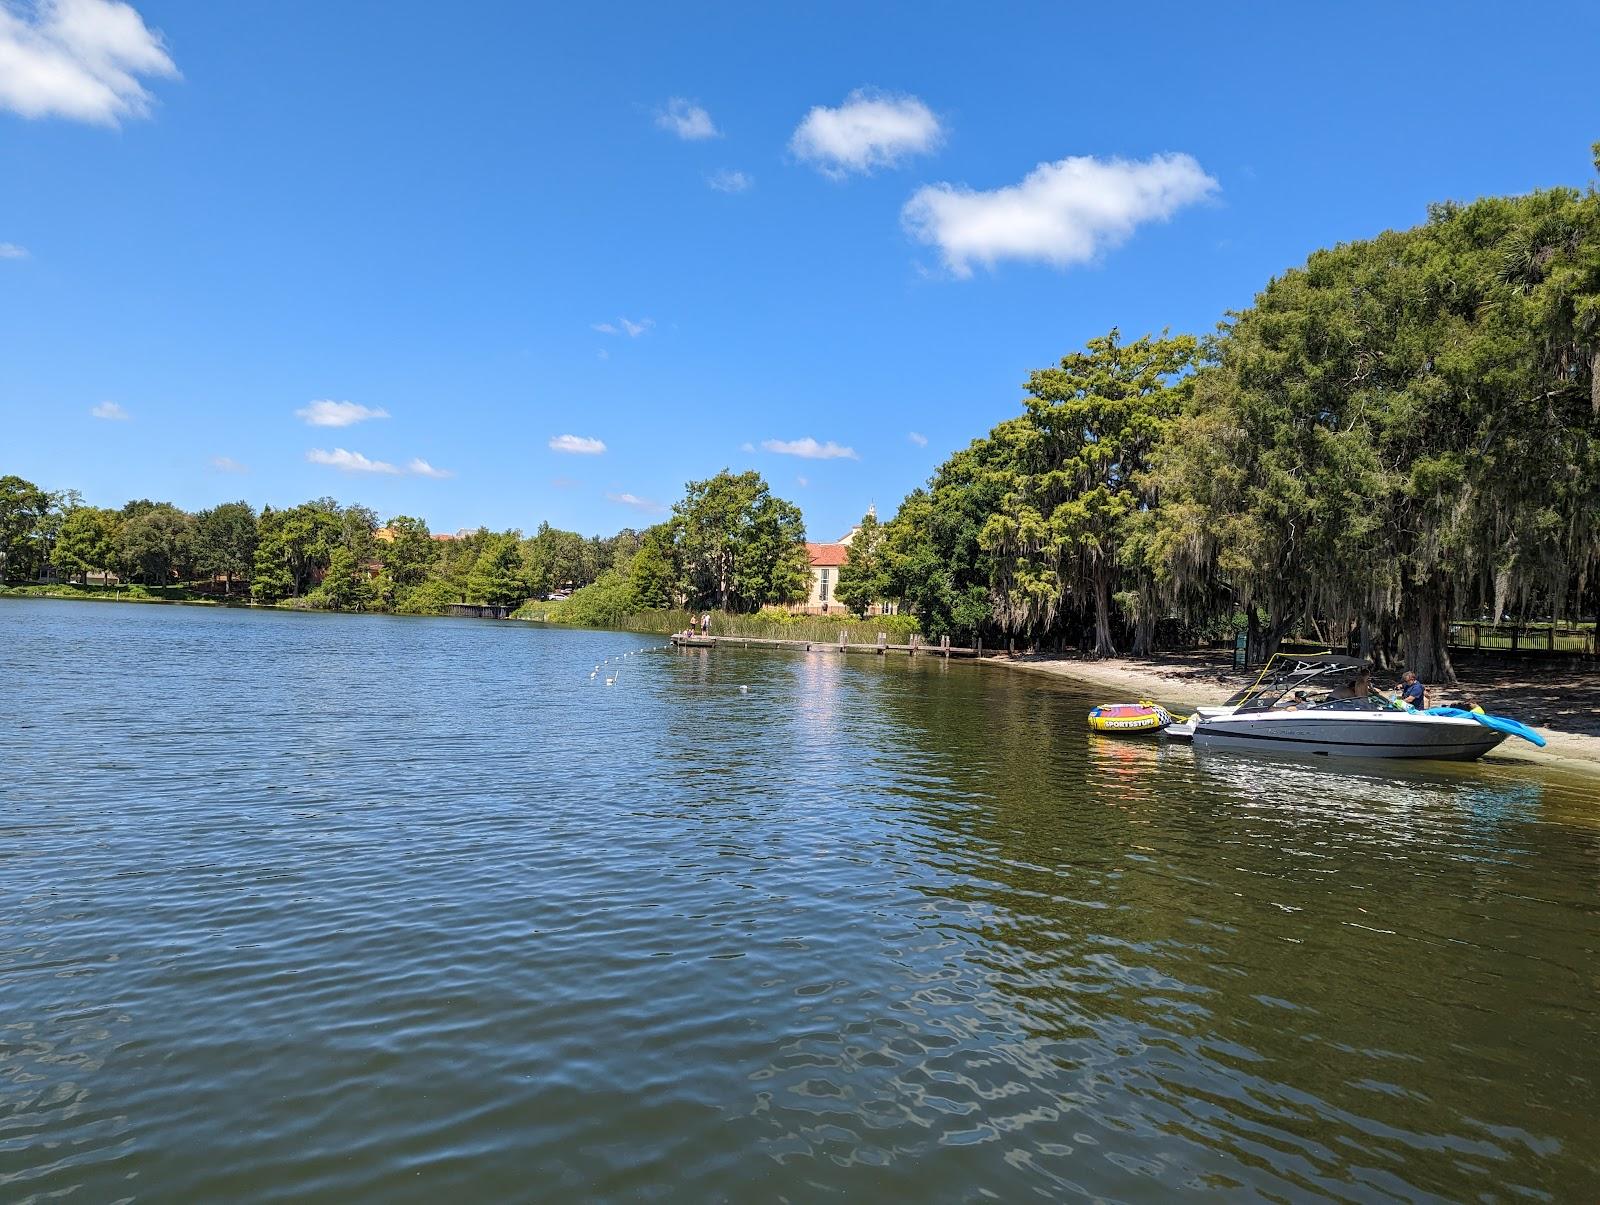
1091 568 1116 658
1245 604 1287 665
1401 580 1457 684
1492 568 1510 627
1130 588 1156 657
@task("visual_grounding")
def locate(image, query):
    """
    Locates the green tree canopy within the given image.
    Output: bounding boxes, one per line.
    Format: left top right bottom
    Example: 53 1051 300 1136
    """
118 503 195 586
469 532 531 607
834 508 891 618
55 505 121 584
0 475 52 582
194 501 258 593
670 469 808 611
379 515 440 587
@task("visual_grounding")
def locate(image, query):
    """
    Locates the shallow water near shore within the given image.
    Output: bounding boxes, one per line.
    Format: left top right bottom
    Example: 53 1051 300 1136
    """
4 597 1598 1201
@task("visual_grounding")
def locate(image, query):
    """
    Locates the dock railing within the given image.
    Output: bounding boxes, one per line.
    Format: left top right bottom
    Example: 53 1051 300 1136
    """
671 632 989 658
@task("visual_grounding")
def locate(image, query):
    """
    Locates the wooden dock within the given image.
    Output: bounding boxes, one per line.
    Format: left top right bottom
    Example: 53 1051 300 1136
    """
670 631 988 658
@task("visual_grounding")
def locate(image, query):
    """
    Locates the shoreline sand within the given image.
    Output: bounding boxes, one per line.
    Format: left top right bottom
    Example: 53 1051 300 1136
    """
992 651 1600 777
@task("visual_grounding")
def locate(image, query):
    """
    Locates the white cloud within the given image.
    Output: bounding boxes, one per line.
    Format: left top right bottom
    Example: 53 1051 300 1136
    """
592 317 653 338
0 242 28 259
902 152 1218 278
407 458 453 479
655 97 718 140
296 399 389 427
549 434 606 455
707 169 752 193
0 0 178 125
761 437 858 460
738 441 755 453
790 89 941 177
210 455 247 473
307 447 400 474
908 431 928 447
607 492 666 514
796 475 809 488
90 400 128 420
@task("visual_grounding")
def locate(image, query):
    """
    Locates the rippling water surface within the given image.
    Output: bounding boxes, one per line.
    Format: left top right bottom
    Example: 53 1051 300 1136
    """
4 599 1599 1201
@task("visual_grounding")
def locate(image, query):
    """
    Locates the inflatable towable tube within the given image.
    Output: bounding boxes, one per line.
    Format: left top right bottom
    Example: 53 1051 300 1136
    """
1423 706 1547 747
1087 699 1178 734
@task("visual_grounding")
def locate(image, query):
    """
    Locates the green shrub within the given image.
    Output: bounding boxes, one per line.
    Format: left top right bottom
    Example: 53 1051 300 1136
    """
395 579 458 615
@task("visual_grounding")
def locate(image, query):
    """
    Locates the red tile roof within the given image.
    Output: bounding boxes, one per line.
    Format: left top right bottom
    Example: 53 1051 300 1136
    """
806 542 849 568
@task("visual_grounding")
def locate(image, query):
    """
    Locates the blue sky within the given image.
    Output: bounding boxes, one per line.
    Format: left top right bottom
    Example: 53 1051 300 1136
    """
4 1 1598 541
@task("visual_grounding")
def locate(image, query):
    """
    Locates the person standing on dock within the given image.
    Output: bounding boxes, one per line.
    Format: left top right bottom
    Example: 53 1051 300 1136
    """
700 611 711 636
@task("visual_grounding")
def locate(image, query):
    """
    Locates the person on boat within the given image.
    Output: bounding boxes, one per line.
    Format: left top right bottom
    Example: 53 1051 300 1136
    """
1462 696 1486 715
1395 671 1425 710
1326 668 1373 701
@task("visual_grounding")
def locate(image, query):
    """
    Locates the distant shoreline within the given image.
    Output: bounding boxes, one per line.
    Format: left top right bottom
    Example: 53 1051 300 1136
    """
10 589 1594 777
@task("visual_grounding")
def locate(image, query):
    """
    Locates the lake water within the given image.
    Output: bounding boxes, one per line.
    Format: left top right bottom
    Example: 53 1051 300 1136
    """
4 598 1598 1201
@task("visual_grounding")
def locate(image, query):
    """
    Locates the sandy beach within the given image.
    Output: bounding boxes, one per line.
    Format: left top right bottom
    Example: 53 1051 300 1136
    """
994 650 1600 776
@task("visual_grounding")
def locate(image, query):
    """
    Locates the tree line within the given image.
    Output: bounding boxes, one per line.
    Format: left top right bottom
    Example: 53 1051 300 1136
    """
835 149 1600 682
0 468 812 618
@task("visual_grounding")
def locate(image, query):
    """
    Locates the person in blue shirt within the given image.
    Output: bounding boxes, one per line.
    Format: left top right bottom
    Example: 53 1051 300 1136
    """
1395 671 1425 710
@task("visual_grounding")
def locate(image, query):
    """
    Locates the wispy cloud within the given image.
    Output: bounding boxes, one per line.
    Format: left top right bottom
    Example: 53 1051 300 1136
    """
739 441 755 453
655 97 718 140
908 431 928 447
0 0 179 125
296 399 389 427
902 152 1218 278
761 437 858 460
607 492 666 514
592 317 653 338
307 447 399 474
796 475 809 488
707 169 752 193
90 400 129 420
210 455 247 473
790 89 942 177
549 434 606 455
407 458 453 479
0 242 28 259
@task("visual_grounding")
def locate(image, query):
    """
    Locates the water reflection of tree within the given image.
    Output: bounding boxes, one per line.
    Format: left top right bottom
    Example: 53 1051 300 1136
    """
868 667 1599 1200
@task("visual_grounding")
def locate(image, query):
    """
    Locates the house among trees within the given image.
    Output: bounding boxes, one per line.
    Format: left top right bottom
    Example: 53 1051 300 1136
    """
800 505 897 616
802 539 849 613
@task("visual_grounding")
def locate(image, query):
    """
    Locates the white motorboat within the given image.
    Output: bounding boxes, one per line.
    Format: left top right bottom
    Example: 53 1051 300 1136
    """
1180 654 1514 761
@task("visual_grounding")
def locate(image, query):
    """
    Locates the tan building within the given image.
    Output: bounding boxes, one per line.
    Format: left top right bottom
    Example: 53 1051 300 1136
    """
798 508 896 615
803 541 850 613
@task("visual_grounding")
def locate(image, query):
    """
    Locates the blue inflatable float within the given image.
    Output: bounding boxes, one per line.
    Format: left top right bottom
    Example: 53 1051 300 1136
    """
1423 707 1547 747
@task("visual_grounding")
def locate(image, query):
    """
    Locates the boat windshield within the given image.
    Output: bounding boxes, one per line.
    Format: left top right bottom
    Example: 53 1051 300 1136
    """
1230 659 1393 714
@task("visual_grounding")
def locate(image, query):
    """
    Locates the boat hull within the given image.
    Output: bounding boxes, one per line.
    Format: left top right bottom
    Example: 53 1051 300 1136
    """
1191 713 1507 761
